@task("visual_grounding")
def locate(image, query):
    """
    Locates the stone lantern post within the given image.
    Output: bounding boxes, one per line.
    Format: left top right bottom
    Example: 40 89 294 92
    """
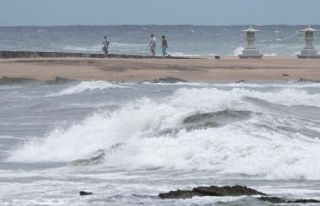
239 27 263 59
297 26 320 59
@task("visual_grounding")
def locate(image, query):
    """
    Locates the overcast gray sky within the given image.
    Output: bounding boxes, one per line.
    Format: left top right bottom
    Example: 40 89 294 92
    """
0 0 320 26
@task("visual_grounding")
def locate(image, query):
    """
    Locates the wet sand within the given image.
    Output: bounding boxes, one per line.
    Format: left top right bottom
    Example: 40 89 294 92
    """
0 57 320 82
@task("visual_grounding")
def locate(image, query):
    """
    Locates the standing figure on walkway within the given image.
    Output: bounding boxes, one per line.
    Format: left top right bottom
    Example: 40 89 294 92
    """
102 35 110 55
161 35 168 57
149 34 157 56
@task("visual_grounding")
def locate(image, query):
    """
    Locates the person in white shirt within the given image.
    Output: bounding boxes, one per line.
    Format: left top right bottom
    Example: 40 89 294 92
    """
102 35 110 55
149 34 157 56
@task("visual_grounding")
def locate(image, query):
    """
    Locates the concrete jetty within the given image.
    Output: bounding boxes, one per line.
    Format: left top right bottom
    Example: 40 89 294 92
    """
0 51 196 59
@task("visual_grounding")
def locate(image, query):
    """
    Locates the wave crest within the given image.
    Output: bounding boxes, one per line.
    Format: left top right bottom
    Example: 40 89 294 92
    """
50 81 127 96
7 87 320 180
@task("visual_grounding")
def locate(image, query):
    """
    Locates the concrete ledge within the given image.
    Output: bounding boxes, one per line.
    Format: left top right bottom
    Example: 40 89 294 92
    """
239 55 263 59
0 51 197 60
297 54 320 59
1 56 320 82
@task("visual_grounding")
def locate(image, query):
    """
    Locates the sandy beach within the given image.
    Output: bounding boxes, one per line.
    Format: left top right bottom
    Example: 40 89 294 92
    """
0 57 320 82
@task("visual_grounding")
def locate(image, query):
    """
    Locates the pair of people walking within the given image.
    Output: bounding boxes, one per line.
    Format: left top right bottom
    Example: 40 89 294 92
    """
102 34 169 57
149 34 168 57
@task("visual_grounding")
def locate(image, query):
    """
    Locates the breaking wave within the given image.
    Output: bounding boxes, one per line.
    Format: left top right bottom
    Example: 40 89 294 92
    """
63 42 146 53
233 46 245 56
8 87 320 180
50 81 127 96
63 45 101 52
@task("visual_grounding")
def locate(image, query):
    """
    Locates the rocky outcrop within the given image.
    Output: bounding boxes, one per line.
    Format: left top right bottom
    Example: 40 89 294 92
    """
48 77 73 84
151 77 188 83
79 191 93 196
235 80 246 83
259 196 320 204
297 78 320 83
159 185 320 204
0 76 35 84
159 185 266 199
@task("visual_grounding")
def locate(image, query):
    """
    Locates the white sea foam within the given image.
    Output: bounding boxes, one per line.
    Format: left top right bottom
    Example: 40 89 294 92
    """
233 47 277 57
170 51 202 57
63 45 101 52
233 46 245 56
8 87 320 180
111 42 146 48
264 53 277 57
50 81 127 96
170 52 219 58
63 42 146 53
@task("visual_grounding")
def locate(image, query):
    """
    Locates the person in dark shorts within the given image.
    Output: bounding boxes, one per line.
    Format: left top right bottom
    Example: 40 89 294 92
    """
161 35 168 57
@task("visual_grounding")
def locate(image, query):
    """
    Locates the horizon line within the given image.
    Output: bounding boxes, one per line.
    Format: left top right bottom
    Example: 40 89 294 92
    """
0 24 319 28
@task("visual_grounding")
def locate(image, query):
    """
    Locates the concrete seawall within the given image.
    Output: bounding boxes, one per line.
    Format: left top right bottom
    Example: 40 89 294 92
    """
1 56 320 82
0 51 195 59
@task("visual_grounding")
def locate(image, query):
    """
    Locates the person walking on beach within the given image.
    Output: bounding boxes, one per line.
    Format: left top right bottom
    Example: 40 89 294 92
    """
161 35 168 57
149 34 157 56
102 35 110 55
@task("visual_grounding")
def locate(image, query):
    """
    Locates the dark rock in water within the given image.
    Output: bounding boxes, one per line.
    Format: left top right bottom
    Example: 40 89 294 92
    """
258 196 287 203
183 109 252 131
160 185 320 203
50 77 73 84
194 185 266 196
159 190 201 199
159 185 266 199
215 55 221 59
79 191 93 196
0 76 35 84
288 199 320 203
151 77 188 83
0 76 72 85
259 196 320 204
297 78 320 83
235 80 246 83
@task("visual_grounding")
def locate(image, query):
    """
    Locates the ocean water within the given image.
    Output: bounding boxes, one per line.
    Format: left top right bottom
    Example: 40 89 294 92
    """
0 25 319 57
1 80 320 205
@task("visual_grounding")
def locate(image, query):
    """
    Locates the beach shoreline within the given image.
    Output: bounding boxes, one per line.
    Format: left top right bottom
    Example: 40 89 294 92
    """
1 56 320 82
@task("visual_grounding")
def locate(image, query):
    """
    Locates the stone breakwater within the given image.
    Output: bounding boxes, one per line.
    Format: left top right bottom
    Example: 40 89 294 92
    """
0 51 194 59
159 185 320 204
